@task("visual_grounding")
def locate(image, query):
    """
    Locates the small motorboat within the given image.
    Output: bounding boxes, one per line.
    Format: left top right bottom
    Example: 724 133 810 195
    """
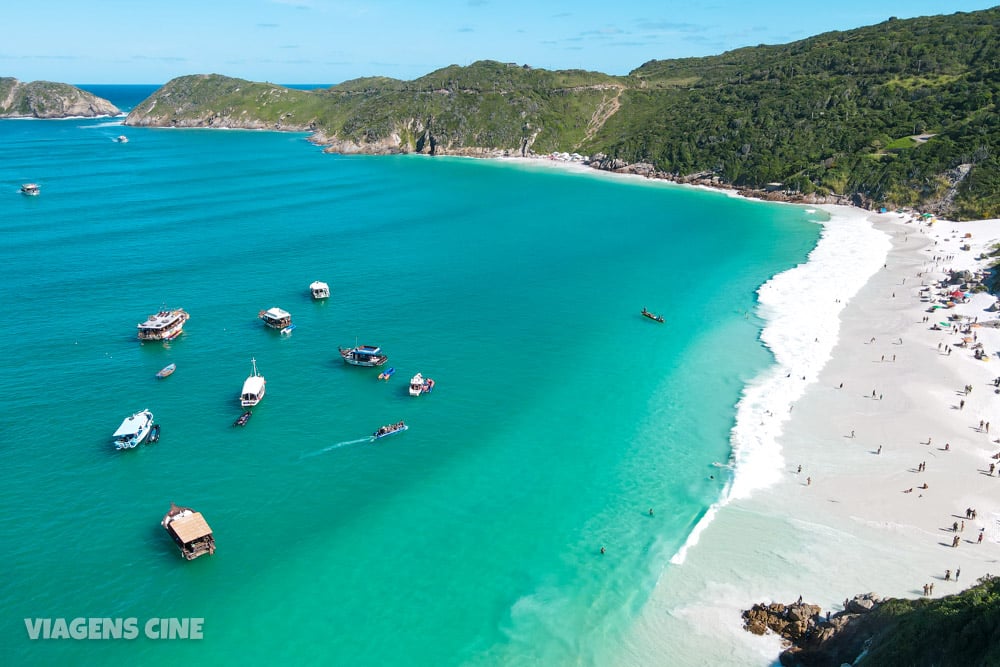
280 324 297 336
371 421 408 440
20 183 40 196
147 424 161 443
116 135 129 143
378 367 396 381
641 308 665 323
234 411 252 427
156 363 176 378
408 373 435 396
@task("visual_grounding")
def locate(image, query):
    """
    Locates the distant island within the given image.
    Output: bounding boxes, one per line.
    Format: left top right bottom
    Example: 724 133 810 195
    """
0 78 119 118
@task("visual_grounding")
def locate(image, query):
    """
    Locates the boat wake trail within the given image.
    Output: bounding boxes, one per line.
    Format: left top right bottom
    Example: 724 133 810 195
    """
299 437 371 459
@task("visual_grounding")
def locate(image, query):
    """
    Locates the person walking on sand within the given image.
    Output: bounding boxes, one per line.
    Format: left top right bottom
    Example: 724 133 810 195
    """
956 568 960 581
877 445 882 455
945 569 951 581
806 477 812 486
979 531 984 544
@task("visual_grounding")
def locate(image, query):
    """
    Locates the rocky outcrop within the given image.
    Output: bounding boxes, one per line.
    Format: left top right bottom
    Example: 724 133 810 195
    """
311 127 524 159
585 153 853 208
742 594 886 667
0 78 119 118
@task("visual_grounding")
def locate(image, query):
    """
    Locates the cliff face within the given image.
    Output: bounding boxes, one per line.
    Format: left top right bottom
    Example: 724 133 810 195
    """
0 78 120 118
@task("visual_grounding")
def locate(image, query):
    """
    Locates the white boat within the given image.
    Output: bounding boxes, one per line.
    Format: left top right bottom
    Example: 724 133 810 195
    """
280 324 297 336
113 409 155 450
240 358 266 407
310 281 330 299
116 135 129 143
137 308 190 341
259 307 292 329
20 183 40 196
408 373 435 396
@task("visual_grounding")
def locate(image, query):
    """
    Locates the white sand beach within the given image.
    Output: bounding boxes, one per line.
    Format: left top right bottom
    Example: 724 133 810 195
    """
616 205 1000 665
495 155 1000 664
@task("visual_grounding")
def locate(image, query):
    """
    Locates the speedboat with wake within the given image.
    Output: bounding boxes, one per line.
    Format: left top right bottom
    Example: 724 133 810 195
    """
372 421 407 440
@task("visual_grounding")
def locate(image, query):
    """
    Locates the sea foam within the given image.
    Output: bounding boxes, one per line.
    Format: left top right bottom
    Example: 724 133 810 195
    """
671 206 890 564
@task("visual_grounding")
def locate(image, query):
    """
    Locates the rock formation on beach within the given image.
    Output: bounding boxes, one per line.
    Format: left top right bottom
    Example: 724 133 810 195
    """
744 594 884 666
0 78 119 118
743 577 1000 666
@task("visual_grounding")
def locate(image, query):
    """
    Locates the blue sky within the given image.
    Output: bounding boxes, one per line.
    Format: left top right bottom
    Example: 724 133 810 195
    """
4 1 997 84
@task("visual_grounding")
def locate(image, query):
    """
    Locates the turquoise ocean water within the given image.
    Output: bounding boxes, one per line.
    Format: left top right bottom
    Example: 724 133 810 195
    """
0 86 821 665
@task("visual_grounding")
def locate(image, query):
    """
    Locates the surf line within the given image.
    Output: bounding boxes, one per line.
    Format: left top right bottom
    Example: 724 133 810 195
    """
300 437 372 459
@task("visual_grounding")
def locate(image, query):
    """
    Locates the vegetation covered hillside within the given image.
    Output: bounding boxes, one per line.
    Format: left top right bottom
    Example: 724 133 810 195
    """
125 7 1000 219
125 63 623 156
0 78 119 118
597 8 1000 219
783 576 1000 667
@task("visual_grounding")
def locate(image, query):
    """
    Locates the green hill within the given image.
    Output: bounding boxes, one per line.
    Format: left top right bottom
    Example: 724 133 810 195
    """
0 78 119 118
125 8 1000 219
782 576 1000 666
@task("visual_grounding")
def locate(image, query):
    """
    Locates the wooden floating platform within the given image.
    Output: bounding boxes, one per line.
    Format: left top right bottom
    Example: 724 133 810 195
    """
162 502 215 560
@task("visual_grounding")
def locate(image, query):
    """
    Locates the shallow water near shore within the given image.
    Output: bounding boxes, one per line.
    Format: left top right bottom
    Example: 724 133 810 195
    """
0 86 822 665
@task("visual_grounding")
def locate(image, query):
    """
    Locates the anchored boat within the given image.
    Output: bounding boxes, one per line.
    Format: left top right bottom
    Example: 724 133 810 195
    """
408 373 435 396
259 307 292 330
113 409 155 450
156 363 176 378
310 281 330 299
240 358 266 407
162 503 215 560
137 308 189 341
339 344 388 367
